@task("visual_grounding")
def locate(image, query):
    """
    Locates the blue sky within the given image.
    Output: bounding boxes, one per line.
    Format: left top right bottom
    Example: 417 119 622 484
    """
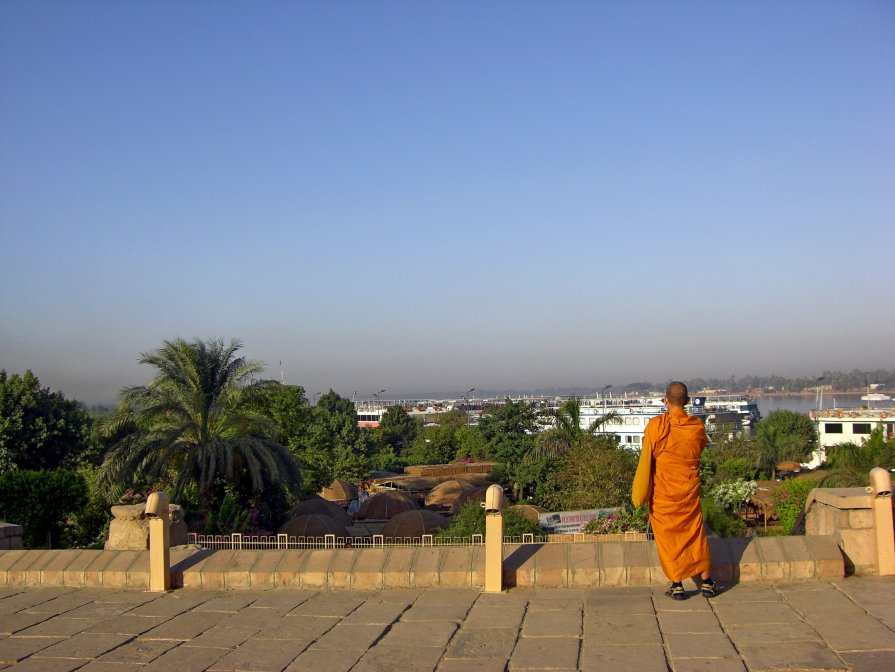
1 1 893 404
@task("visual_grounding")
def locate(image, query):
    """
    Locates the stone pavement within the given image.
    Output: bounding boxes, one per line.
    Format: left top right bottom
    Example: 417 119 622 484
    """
0 578 893 672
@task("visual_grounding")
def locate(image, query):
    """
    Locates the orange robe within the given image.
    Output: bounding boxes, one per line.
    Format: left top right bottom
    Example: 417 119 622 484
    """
644 408 711 582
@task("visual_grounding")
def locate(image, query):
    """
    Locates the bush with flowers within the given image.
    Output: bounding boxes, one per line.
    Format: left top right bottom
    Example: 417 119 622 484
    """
774 478 818 534
711 479 758 512
581 505 649 534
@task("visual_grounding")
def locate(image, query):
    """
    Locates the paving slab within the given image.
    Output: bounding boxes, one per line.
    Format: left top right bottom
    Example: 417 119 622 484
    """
140 644 230 672
584 613 661 645
311 622 388 650
579 644 669 672
445 626 518 659
2 657 88 672
285 646 364 672
437 657 508 672
738 641 848 671
179 624 261 649
510 636 580 670
32 632 134 659
138 609 229 640
839 650 895 672
379 620 458 648
251 613 338 640
657 610 724 634
208 637 310 671
0 635 65 663
354 644 445 672
463 605 526 629
95 638 180 664
664 632 739 659
522 608 582 637
85 614 168 635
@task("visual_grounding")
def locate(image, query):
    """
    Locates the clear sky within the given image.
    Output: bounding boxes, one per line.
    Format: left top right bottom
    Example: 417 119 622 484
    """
1 1 893 404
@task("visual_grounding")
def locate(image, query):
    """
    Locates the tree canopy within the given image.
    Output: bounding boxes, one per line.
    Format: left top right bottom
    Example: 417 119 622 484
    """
0 369 93 473
99 338 301 512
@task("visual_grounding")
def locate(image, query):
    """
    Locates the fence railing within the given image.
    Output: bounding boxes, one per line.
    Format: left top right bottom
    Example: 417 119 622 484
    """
186 530 651 551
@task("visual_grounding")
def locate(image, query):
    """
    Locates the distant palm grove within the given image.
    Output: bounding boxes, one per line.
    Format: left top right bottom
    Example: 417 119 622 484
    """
0 337 893 549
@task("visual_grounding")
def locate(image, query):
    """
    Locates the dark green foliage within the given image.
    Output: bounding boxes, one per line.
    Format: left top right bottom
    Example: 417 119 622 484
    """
0 370 94 473
540 435 637 511
0 469 88 548
820 427 895 487
99 338 302 515
700 497 747 538
477 399 538 463
755 410 818 478
437 502 543 540
775 478 819 534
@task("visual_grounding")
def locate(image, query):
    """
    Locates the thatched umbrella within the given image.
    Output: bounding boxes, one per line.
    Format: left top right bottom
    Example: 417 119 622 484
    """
506 504 548 523
278 514 349 539
357 490 419 520
289 494 352 527
382 510 449 540
424 479 479 508
320 478 359 506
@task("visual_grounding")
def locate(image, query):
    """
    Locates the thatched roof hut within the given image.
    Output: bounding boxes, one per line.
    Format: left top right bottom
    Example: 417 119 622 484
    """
424 479 479 508
449 486 490 515
357 490 419 520
288 495 352 527
381 510 450 540
320 478 359 505
506 504 549 523
278 514 349 539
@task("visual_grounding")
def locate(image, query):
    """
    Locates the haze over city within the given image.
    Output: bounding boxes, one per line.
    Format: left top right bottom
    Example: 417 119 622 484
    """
1 2 893 405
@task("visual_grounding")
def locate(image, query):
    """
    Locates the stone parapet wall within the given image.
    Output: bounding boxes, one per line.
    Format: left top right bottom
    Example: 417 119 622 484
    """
0 523 23 550
805 487 893 575
0 536 844 591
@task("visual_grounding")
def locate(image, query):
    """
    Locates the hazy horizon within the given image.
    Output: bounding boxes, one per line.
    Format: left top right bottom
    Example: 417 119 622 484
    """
2 3 893 406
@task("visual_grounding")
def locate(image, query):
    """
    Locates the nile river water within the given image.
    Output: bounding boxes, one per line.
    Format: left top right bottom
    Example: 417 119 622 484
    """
756 393 867 417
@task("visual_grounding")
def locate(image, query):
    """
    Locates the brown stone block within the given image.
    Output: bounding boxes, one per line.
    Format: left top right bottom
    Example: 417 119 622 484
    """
568 543 599 587
754 537 788 581
624 541 650 586
469 546 485 588
328 549 356 589
194 549 234 590
440 546 474 587
533 542 567 588
62 550 99 588
83 550 118 587
647 541 667 585
382 547 414 588
298 549 334 589
37 550 79 587
274 549 308 588
23 551 56 586
125 551 150 589
411 547 441 587
735 538 760 582
224 550 259 589
805 536 844 577
599 542 626 586
101 550 142 588
849 509 874 529
839 528 877 573
504 543 537 588
707 538 736 584
351 548 387 590
249 550 281 589
780 536 816 580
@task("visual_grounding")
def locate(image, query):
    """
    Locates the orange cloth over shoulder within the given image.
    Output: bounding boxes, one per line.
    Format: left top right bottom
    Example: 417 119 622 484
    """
644 408 710 582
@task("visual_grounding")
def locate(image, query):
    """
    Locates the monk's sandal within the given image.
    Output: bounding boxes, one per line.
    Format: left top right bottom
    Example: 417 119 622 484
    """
700 579 717 598
665 583 686 600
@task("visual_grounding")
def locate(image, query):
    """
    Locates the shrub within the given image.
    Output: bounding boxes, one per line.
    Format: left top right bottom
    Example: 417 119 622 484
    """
711 480 758 512
437 502 543 540
775 478 818 534
0 469 88 548
701 497 747 538
581 505 649 534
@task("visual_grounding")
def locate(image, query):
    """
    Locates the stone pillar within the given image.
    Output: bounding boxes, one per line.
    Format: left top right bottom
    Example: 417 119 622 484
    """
482 484 505 593
146 492 171 592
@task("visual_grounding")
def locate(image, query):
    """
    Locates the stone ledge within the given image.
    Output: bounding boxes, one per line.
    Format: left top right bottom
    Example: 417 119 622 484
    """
0 537 845 591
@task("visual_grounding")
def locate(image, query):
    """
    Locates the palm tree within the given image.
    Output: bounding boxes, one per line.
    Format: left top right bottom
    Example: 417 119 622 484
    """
530 397 621 458
819 427 895 487
99 338 301 514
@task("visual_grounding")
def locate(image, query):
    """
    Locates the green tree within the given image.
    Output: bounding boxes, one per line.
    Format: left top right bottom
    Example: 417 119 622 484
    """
532 397 620 458
294 390 371 492
540 434 637 511
820 427 895 487
754 410 819 478
476 399 538 464
0 469 88 548
99 338 302 514
0 370 94 473
372 405 420 458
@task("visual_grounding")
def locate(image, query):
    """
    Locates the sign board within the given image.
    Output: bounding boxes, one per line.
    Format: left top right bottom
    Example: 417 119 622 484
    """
538 508 619 535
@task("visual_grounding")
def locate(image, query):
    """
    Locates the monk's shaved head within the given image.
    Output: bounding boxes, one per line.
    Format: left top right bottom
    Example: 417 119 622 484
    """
665 381 689 407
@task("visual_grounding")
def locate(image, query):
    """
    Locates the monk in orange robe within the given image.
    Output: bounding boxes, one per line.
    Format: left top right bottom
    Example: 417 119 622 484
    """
641 381 715 599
